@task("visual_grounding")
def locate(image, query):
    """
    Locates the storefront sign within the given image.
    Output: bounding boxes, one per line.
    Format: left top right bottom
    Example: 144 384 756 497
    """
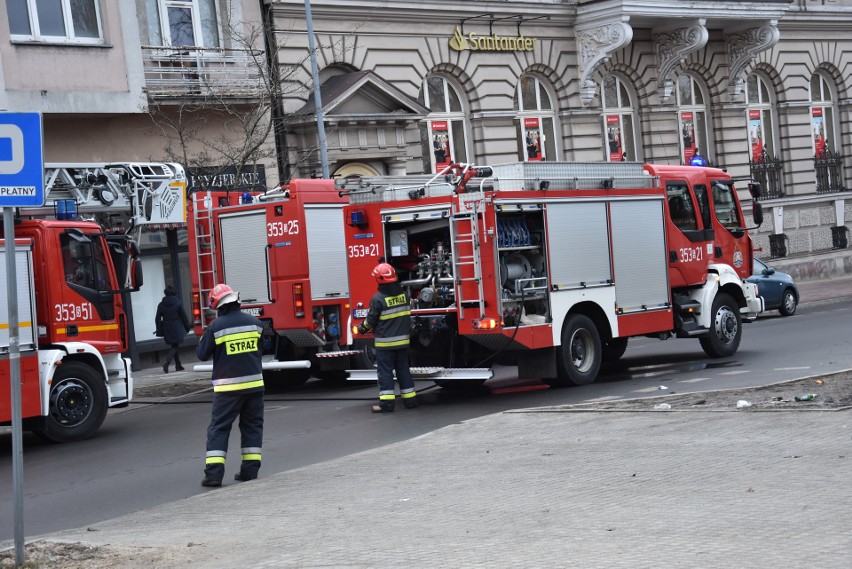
188 164 267 192
812 107 827 156
681 112 696 163
449 26 536 52
523 118 542 162
748 110 764 161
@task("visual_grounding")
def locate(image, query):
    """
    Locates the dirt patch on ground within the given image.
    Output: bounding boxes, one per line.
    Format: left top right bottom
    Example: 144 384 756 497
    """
0 541 195 569
544 369 852 412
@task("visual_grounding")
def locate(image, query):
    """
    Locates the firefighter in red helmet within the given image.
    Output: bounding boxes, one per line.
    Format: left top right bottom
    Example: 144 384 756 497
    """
358 263 418 413
196 283 265 487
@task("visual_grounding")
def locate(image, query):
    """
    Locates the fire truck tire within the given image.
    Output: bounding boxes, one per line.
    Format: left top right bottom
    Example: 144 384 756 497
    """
350 340 377 370
263 368 311 387
602 337 628 362
699 292 742 358
38 362 108 443
551 314 602 386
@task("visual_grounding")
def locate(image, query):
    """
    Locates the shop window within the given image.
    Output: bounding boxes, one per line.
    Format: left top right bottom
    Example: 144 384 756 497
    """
419 76 469 173
676 75 711 165
514 75 557 162
8 0 102 43
600 75 636 162
809 73 836 157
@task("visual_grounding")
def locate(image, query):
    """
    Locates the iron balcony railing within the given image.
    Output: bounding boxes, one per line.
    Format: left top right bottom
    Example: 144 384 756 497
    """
814 148 846 194
749 150 784 200
142 46 267 99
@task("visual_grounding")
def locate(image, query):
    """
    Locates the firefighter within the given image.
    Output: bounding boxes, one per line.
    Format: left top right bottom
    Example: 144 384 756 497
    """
197 283 264 487
358 263 418 413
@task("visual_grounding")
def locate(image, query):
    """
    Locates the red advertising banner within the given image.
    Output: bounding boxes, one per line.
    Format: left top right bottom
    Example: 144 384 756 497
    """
812 107 826 156
605 115 622 162
524 118 542 161
748 110 764 161
681 112 696 163
431 121 452 172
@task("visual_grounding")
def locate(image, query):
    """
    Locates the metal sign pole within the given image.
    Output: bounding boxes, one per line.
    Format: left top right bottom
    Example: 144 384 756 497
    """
4 206 25 565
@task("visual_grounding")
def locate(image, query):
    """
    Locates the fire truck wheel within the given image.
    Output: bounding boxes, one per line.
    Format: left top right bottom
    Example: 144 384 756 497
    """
38 361 108 443
602 337 628 362
552 314 602 386
699 292 742 358
350 340 377 370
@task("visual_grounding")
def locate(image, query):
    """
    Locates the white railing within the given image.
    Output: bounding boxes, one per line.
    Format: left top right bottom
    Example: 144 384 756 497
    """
142 46 267 99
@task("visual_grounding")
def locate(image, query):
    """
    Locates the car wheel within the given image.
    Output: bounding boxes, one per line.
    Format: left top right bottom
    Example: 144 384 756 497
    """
779 288 797 316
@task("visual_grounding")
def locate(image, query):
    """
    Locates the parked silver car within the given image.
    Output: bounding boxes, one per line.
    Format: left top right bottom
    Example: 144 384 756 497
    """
747 259 799 316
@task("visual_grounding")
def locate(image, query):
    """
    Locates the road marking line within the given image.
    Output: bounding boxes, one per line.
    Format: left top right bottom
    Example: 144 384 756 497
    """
773 367 811 371
585 396 624 402
719 370 750 376
679 377 710 383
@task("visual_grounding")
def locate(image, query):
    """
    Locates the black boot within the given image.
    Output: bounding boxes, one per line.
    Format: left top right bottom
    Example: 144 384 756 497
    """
162 362 169 374
175 358 184 372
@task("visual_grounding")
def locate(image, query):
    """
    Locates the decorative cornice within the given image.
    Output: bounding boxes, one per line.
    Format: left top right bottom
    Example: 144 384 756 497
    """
576 22 633 106
654 21 708 103
726 23 780 101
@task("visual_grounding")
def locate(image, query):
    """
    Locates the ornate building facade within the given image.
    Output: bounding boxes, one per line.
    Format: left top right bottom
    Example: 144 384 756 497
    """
269 0 852 260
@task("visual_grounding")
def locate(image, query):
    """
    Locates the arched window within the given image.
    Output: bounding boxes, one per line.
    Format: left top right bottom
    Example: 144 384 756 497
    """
676 75 711 165
810 73 835 157
745 74 776 161
418 76 469 173
514 75 557 162
600 75 636 162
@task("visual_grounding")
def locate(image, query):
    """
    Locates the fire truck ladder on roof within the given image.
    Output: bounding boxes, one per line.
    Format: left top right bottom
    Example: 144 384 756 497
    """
191 192 220 329
450 191 486 320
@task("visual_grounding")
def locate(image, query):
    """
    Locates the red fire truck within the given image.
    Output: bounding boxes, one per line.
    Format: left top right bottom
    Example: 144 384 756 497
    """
340 161 764 387
187 179 361 385
1 222 142 441
1 162 185 441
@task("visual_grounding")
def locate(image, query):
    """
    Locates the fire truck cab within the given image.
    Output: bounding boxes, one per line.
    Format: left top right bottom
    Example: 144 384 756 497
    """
341 161 763 388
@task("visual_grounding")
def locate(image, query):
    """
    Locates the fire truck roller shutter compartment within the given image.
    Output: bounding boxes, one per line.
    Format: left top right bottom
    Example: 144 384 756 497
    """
610 199 670 313
305 206 349 300
218 210 272 304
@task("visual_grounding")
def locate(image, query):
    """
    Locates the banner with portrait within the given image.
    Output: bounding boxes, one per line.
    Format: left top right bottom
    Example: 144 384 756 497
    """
680 112 697 163
605 115 623 162
812 108 827 156
431 121 452 173
749 110 764 161
523 118 542 161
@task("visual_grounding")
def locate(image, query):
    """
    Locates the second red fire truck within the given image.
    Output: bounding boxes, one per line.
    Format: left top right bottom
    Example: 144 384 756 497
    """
187 179 363 385
340 161 764 387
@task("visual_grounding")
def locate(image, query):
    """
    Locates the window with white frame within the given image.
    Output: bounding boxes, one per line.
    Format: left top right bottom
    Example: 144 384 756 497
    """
7 0 102 43
745 73 776 161
148 0 221 48
676 74 711 165
809 72 836 157
418 76 470 173
600 75 635 162
514 75 557 162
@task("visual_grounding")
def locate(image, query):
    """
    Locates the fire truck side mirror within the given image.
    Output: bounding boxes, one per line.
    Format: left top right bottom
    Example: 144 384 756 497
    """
747 182 762 199
752 200 764 228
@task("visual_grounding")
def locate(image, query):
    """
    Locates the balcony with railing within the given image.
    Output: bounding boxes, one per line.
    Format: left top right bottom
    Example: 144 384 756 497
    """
142 46 267 100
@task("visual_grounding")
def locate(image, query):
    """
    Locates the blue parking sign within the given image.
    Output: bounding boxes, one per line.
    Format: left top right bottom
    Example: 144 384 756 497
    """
0 113 44 207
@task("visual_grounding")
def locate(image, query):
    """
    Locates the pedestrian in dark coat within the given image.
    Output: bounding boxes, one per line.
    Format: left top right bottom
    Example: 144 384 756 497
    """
155 285 191 373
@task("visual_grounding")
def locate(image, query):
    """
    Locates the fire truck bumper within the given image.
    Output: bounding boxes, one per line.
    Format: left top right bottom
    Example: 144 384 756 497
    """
741 282 764 322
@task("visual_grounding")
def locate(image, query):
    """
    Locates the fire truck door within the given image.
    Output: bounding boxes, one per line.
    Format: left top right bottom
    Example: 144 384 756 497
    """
218 210 272 304
609 199 670 313
305 206 348 299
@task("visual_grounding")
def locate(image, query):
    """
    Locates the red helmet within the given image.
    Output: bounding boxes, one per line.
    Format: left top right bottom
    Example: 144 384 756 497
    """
209 283 239 309
371 263 397 283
